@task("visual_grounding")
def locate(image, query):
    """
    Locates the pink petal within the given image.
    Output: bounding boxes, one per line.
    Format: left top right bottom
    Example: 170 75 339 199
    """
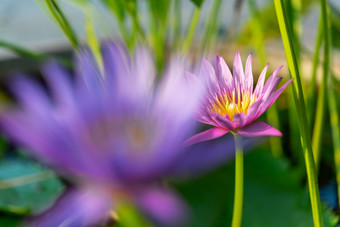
42 62 75 109
215 56 233 89
213 114 236 130
244 53 254 92
262 77 282 101
195 114 219 127
237 121 282 137
253 63 269 97
245 99 264 124
233 52 245 90
262 65 283 97
202 59 219 92
30 188 111 227
257 78 293 118
133 48 156 98
232 112 246 128
184 127 229 146
136 188 187 226
186 71 203 87
9 77 52 117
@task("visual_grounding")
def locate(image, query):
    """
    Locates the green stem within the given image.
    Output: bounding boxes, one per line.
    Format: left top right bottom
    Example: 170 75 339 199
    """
319 0 340 210
172 0 181 49
0 39 72 68
202 0 223 51
183 7 201 54
45 0 79 50
273 0 323 226
231 134 243 227
84 9 103 74
311 3 329 169
248 0 283 157
307 17 323 127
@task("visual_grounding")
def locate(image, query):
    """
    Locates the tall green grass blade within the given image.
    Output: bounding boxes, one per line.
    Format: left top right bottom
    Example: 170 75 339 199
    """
202 0 223 51
307 18 323 127
172 0 182 49
312 0 333 171
320 0 340 210
44 0 79 50
285 0 305 167
62 0 103 72
183 7 201 54
148 0 170 71
311 63 327 169
329 72 340 209
84 9 103 73
124 0 145 42
273 0 323 226
102 0 133 48
191 0 205 7
0 40 72 68
0 40 47 61
247 0 283 157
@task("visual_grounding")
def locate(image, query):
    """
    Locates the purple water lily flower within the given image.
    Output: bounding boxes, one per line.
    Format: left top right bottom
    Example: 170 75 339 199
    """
185 52 293 145
0 41 207 226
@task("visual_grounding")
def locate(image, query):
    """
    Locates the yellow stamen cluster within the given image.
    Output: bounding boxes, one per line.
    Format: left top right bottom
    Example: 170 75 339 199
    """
209 89 257 121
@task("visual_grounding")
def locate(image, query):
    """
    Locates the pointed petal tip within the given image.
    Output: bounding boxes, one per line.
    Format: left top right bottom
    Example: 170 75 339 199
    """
247 52 253 61
183 127 229 146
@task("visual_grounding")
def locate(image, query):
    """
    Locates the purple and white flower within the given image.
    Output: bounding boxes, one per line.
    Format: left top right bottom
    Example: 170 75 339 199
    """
185 52 293 145
0 41 207 226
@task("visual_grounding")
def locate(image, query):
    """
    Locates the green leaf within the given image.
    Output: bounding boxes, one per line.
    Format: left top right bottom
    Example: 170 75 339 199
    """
39 0 79 49
171 148 338 227
190 0 205 8
0 159 64 215
101 0 126 22
0 39 72 68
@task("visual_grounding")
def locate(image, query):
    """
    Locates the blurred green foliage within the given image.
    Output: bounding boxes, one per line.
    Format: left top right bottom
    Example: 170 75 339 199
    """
172 148 338 227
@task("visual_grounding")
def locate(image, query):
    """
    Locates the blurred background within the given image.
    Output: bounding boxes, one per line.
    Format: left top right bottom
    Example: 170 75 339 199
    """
1 0 340 226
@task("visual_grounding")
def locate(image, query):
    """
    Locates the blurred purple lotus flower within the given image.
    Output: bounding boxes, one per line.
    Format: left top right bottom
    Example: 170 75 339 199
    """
185 52 293 145
0 41 206 226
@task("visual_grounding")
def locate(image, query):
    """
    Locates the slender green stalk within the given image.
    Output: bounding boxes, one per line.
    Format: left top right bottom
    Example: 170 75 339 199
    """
231 134 243 227
286 0 305 165
273 0 323 226
319 0 340 210
248 0 283 157
307 18 323 127
104 0 133 49
0 40 47 60
172 0 182 49
183 7 201 54
0 39 72 67
45 0 79 49
202 0 223 51
312 2 330 169
148 0 170 71
328 72 340 208
311 68 327 169
84 8 103 73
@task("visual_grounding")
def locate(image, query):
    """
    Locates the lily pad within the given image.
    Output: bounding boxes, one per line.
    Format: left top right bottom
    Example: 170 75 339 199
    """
0 158 64 216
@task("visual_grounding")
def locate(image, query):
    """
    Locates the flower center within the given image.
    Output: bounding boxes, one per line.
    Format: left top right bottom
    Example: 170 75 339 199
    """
209 89 257 121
